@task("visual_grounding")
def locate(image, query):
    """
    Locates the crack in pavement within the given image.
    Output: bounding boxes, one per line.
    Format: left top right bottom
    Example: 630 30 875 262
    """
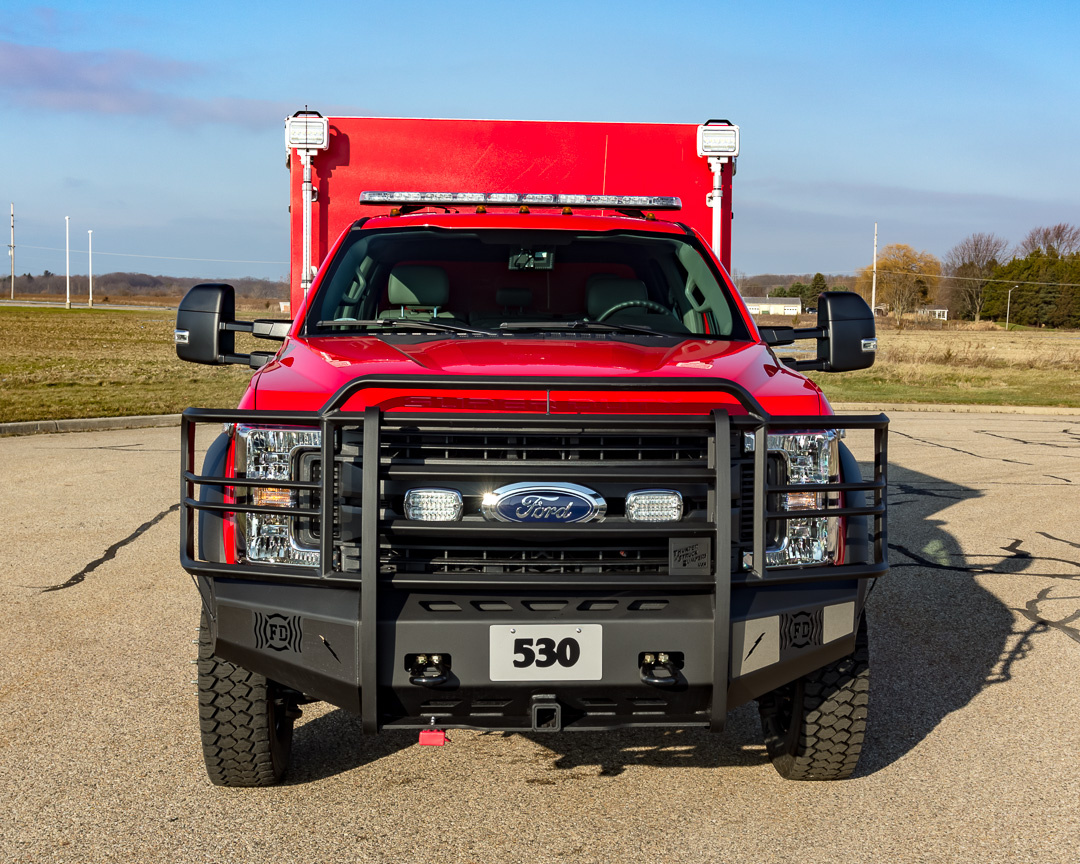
891 430 1033 465
37 503 181 593
975 430 1080 456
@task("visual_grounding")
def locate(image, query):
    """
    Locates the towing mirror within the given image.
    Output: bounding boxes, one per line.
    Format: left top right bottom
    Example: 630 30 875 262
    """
762 292 877 373
175 283 236 365
815 292 876 372
175 283 292 367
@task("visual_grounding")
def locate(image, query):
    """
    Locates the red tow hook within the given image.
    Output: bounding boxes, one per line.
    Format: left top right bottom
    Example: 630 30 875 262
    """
419 728 448 746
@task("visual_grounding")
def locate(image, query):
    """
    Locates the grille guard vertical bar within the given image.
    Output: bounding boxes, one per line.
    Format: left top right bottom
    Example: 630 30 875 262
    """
360 407 380 733
711 410 731 732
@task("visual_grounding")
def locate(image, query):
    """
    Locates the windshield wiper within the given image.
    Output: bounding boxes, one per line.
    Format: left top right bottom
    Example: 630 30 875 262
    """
497 319 676 337
315 318 495 336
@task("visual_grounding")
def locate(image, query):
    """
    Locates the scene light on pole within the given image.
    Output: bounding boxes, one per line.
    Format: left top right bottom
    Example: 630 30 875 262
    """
88 230 93 308
285 111 330 299
697 120 740 263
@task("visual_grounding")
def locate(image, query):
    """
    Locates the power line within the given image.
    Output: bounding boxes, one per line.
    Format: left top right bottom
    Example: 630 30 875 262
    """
842 267 1080 289
18 244 286 266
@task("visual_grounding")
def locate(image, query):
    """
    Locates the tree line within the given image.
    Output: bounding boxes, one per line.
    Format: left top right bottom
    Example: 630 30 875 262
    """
853 223 1080 328
8 271 288 301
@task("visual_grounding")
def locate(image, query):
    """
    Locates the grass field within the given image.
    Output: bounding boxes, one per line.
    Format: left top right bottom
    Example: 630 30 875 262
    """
2 306 1078 424
0 307 257 423
809 328 1080 407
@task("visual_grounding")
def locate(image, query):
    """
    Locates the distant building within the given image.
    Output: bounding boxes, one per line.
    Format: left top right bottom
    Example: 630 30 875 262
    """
741 296 802 316
917 306 949 320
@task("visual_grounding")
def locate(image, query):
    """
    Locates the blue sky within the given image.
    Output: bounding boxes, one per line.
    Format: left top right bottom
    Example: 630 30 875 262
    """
2 0 1079 280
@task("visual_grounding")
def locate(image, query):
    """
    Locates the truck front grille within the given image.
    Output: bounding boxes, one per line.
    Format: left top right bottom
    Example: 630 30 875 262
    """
363 415 721 580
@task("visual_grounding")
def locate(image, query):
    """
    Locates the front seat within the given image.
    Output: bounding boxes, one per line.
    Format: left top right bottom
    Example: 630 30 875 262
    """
379 265 455 319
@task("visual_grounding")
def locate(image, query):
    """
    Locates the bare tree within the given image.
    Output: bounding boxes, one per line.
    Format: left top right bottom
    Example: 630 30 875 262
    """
943 232 1009 321
856 244 941 327
1016 223 1080 257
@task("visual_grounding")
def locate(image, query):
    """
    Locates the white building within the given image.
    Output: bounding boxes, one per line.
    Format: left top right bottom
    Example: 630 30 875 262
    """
741 296 802 316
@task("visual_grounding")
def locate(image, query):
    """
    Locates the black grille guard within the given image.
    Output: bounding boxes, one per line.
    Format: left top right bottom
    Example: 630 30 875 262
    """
181 374 887 733
182 374 887 585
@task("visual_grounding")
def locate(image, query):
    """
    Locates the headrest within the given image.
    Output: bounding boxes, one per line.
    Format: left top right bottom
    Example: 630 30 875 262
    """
388 265 449 307
495 287 532 308
586 275 648 318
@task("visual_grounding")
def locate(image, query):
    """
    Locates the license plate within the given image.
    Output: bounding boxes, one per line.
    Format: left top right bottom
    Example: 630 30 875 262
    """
489 624 602 681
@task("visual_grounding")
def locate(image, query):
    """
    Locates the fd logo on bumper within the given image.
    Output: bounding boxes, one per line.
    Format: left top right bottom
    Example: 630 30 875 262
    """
254 612 303 652
482 482 606 524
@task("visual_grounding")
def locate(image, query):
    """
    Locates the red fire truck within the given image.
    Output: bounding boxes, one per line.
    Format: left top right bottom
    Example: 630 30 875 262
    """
176 112 887 787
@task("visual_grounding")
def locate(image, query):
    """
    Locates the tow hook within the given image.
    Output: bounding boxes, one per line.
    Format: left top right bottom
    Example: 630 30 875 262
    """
640 652 680 687
407 653 451 687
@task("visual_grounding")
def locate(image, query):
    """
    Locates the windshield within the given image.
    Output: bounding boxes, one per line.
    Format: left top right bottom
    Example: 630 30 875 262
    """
307 227 750 340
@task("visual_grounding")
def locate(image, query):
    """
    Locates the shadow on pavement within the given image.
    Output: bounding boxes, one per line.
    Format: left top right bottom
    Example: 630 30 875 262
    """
287 712 413 784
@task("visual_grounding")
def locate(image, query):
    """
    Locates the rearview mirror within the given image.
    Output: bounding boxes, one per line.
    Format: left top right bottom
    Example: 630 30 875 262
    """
176 284 292 367
815 292 877 372
175 283 235 365
769 292 877 373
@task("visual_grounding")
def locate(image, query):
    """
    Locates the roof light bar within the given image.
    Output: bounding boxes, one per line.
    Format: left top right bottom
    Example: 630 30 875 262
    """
359 191 682 210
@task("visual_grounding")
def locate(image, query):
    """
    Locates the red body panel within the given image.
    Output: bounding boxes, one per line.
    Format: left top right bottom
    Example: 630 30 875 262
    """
288 117 733 310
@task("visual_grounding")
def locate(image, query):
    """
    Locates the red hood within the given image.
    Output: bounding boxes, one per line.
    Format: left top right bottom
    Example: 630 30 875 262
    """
250 335 827 416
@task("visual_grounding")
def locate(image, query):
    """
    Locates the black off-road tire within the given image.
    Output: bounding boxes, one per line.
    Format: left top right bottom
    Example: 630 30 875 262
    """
757 616 870 781
197 613 295 787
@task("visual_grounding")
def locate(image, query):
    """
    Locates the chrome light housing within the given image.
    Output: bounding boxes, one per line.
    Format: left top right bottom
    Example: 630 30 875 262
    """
766 430 841 568
235 425 321 567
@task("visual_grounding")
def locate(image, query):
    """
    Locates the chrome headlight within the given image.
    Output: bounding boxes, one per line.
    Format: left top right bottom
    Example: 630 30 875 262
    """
766 430 841 568
235 425 321 567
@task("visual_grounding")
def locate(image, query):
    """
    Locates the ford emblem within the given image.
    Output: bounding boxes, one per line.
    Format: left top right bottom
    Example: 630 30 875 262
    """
482 482 606 524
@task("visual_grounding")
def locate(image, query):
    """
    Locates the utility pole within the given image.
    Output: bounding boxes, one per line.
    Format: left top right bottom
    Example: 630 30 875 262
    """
8 203 13 300
65 216 71 309
871 222 878 316
88 230 93 308
1006 285 1016 332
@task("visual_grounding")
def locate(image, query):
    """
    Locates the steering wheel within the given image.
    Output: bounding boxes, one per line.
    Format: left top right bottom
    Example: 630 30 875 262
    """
597 299 675 321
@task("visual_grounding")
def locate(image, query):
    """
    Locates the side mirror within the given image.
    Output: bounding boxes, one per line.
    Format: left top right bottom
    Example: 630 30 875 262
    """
767 292 877 373
175 283 235 365
815 292 877 372
175 284 291 367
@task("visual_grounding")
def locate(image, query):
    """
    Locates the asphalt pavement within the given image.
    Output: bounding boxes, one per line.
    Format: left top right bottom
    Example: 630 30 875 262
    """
1 414 1078 863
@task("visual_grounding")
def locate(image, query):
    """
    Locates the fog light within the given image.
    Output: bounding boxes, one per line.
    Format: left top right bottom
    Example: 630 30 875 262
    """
404 489 463 521
626 490 683 522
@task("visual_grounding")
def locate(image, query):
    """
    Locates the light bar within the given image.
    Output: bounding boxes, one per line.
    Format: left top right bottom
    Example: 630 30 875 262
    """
404 488 464 522
626 490 684 523
359 191 682 210
285 113 330 151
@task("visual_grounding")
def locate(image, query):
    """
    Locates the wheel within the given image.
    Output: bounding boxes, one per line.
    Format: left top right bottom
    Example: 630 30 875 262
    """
197 612 296 787
757 616 870 781
597 299 674 320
